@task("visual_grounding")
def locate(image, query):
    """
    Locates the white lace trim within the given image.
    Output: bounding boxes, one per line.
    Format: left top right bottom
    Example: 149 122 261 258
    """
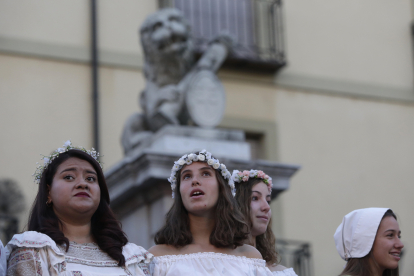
6 231 64 258
153 252 266 266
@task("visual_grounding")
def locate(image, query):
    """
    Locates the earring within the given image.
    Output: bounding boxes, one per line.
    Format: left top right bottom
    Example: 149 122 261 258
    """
46 199 52 207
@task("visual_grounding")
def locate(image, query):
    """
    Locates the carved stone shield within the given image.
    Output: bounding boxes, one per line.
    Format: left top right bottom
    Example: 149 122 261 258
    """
184 70 226 127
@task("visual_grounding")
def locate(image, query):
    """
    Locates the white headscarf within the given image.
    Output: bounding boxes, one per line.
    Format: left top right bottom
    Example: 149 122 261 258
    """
334 208 391 260
0 239 6 276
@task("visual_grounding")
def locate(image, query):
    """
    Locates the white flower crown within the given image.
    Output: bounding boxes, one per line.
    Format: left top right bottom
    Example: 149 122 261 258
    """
231 169 273 192
33 140 102 184
168 149 235 198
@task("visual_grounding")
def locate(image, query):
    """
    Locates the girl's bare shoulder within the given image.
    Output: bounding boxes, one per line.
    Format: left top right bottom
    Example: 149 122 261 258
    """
234 244 263 259
148 244 181 256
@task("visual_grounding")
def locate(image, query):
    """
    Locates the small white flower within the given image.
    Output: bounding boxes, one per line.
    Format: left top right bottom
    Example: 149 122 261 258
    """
171 184 176 190
220 164 226 170
188 153 196 161
207 159 214 165
185 159 192 165
213 162 220 169
200 149 207 153
173 164 180 171
206 152 212 159
249 170 257 177
193 155 199 161
198 154 205 161
63 140 71 147
178 159 185 166
43 157 50 164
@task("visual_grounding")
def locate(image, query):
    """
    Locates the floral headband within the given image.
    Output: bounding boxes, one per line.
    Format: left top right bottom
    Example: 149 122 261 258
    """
168 149 235 198
33 140 102 184
231 169 273 192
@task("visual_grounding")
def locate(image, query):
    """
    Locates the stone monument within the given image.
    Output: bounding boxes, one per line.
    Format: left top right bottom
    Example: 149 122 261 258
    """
121 8 232 154
106 8 299 249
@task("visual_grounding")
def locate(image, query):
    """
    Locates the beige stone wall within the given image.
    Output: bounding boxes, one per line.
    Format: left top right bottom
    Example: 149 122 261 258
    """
0 54 92 227
275 88 414 275
99 66 145 167
282 0 413 89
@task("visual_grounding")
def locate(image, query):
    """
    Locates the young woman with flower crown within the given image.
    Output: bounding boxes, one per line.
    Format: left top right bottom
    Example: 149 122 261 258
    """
233 169 298 276
148 150 273 276
5 141 152 276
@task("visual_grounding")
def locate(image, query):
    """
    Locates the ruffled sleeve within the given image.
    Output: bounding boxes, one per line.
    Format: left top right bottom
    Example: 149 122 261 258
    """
6 231 66 276
122 243 153 276
0 240 6 276
271 268 298 276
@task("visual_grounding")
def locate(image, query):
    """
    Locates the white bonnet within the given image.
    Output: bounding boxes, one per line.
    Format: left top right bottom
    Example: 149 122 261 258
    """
334 207 391 260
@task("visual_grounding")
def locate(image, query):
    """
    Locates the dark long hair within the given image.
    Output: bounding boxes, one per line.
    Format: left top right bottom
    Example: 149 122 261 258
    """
339 210 399 276
28 149 128 266
235 178 279 264
154 156 249 248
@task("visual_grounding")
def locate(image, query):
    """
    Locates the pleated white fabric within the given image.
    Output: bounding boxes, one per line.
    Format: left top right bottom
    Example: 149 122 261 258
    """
150 252 274 276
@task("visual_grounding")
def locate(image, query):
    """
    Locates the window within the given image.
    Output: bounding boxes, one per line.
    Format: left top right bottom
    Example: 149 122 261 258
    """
159 0 286 71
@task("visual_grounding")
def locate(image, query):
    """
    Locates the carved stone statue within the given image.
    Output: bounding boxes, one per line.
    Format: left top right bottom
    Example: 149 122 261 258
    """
122 8 232 154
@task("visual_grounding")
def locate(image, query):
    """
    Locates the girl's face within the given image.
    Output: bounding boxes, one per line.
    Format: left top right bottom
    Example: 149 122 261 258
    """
371 216 403 271
249 182 271 237
49 157 101 222
179 162 219 216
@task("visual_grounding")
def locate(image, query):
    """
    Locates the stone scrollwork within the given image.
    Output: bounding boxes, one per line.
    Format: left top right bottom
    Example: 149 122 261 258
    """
122 8 233 154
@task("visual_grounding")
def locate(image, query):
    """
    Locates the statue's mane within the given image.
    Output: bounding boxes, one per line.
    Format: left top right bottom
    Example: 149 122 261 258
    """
140 8 195 87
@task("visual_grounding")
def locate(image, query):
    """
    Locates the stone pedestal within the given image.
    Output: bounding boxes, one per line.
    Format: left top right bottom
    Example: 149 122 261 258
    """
105 125 299 248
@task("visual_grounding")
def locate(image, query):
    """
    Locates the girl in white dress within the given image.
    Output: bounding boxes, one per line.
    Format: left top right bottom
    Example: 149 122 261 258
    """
334 208 403 276
233 170 298 276
149 150 273 276
6 141 152 276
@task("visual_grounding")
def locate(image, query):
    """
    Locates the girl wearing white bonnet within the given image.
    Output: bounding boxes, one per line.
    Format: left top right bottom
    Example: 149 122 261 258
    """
334 208 403 276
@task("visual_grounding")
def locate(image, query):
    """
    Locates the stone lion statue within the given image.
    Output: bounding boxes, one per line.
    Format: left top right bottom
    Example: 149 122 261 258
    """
122 8 233 154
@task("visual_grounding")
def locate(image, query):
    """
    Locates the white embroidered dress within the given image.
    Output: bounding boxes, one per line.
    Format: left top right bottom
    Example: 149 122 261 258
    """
271 268 298 276
0 239 6 276
6 231 152 276
150 252 274 276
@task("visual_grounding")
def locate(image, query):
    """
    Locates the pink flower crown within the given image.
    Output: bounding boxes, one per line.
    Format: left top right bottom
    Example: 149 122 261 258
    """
231 169 273 192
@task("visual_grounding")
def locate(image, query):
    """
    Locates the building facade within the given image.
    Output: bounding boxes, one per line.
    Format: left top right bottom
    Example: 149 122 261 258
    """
1 1 413 275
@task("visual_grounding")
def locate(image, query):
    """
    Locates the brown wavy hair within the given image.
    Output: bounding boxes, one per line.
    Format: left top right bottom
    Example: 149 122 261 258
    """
339 210 399 276
235 177 279 264
28 149 128 266
154 154 249 248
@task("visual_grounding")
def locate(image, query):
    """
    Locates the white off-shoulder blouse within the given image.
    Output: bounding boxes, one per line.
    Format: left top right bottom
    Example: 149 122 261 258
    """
150 252 274 276
6 231 153 276
271 268 298 276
